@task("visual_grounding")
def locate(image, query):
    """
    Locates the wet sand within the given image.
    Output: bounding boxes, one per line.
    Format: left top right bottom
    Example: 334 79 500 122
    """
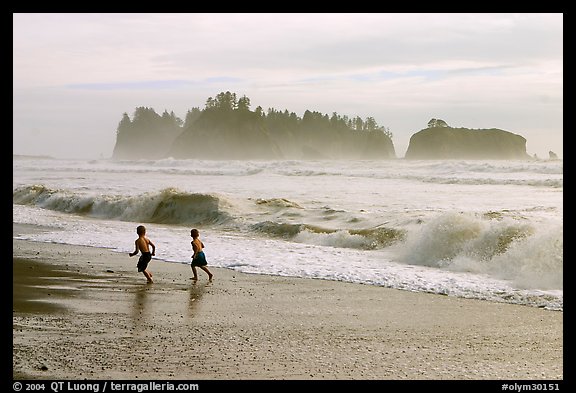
12 227 563 381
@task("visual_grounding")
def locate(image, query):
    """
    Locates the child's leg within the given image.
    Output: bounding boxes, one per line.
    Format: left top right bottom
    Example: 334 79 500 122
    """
200 266 213 280
191 265 198 280
143 270 153 283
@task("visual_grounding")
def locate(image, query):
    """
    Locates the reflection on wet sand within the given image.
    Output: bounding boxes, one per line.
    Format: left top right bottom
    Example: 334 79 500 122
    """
131 284 151 329
188 279 212 313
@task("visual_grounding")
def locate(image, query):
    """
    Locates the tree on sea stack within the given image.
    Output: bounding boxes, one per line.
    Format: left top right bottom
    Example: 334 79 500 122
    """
427 118 449 128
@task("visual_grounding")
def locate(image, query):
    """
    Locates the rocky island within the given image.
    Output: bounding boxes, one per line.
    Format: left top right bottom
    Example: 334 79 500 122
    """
112 91 396 160
404 119 531 160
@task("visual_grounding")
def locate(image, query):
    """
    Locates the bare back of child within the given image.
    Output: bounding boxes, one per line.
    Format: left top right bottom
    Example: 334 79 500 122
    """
129 225 156 283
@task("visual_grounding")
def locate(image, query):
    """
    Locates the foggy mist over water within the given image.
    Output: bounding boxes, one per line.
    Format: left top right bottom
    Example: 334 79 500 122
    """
13 13 562 160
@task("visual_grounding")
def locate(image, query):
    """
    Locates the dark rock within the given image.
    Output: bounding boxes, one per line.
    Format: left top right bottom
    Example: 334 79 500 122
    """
405 126 531 160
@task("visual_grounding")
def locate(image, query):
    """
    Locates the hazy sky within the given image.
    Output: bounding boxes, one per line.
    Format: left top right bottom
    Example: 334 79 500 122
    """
13 13 563 159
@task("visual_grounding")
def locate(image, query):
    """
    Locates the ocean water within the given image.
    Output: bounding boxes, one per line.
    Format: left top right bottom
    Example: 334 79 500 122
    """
12 156 563 310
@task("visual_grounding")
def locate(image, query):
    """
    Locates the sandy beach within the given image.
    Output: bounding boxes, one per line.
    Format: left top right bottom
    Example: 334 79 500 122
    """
12 224 563 381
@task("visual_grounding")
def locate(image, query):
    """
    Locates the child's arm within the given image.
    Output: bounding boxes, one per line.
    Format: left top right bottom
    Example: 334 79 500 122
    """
148 239 156 256
192 241 198 258
129 240 139 257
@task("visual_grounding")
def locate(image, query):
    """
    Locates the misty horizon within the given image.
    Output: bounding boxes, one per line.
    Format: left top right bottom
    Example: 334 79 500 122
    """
13 13 562 159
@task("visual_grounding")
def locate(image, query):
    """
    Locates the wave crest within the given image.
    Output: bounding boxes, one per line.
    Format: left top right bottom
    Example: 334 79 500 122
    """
396 211 562 290
13 185 233 226
250 221 405 250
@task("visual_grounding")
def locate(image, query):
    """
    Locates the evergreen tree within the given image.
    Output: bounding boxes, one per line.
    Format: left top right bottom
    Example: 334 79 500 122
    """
116 113 131 136
238 95 251 111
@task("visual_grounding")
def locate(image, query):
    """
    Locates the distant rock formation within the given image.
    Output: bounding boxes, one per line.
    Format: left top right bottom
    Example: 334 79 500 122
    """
112 108 184 160
404 120 531 160
549 151 558 160
168 108 396 160
168 109 282 160
113 92 396 160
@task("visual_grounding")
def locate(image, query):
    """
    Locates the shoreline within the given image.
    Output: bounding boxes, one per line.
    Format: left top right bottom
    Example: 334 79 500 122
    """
12 229 563 380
